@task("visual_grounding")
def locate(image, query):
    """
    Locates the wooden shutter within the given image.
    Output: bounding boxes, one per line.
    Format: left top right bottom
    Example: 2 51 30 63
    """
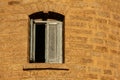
56 22 63 63
30 19 36 62
45 22 63 63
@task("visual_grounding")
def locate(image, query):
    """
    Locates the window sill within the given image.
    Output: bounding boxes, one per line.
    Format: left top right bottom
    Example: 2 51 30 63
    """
23 63 69 71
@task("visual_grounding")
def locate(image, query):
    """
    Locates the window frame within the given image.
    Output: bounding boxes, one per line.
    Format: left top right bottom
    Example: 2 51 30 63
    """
29 19 64 63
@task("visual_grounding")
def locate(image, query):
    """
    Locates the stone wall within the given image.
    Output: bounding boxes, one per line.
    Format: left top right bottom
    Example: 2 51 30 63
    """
0 0 120 80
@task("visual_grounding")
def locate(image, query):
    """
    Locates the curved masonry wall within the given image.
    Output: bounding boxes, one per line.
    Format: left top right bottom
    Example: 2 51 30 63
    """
0 0 120 80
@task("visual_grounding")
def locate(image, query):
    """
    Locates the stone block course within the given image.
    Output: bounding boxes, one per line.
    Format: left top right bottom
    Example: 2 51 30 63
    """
87 74 98 79
95 18 107 24
112 14 120 21
97 11 110 18
95 46 108 52
90 38 104 45
95 32 107 39
68 36 88 43
0 14 28 22
70 15 93 21
96 24 109 32
101 76 114 80
81 58 93 64
104 70 112 75
8 1 21 5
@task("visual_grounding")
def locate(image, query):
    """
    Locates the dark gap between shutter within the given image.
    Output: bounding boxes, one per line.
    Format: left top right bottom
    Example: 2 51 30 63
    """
35 24 45 63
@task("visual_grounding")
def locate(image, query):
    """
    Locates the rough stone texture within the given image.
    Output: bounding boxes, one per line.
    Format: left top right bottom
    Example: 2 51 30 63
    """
0 0 120 80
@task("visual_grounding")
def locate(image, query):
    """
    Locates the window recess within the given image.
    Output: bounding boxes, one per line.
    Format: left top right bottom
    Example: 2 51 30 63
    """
30 20 63 63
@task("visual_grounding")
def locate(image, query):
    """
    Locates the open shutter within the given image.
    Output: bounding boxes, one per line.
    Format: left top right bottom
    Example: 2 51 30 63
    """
56 22 63 63
30 19 36 62
45 22 63 63
46 22 57 63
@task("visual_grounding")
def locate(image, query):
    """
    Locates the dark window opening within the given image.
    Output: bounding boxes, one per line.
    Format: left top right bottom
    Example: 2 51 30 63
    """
35 23 45 63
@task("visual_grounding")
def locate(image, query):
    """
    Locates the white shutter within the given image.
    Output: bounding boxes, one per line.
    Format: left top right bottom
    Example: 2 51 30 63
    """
56 22 63 63
45 22 63 63
30 19 36 62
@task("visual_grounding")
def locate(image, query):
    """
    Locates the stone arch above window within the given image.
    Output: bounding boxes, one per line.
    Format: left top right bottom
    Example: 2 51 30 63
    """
29 11 64 21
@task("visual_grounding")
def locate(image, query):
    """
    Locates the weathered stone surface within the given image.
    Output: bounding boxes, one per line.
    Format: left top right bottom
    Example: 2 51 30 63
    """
8 1 21 5
104 70 112 75
95 46 108 52
0 0 120 80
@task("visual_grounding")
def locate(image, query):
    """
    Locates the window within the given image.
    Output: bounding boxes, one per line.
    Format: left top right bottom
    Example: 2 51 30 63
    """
29 12 64 63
